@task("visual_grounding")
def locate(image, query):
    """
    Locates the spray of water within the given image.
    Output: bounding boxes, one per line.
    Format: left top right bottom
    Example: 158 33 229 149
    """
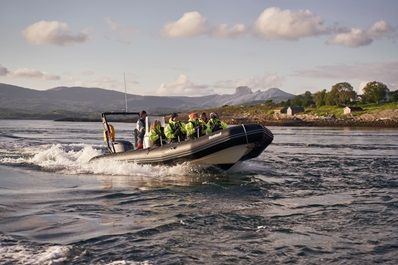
0 144 215 178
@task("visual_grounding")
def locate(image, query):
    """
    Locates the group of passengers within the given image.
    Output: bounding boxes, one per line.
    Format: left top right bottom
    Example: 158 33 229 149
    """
136 111 227 148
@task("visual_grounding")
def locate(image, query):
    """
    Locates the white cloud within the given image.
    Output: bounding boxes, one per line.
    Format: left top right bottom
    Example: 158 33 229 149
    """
162 11 208 37
254 7 326 40
210 23 247 38
105 17 135 44
156 74 212 96
328 28 373 47
23 20 89 46
296 61 398 90
163 8 328 40
328 20 394 47
368 20 392 37
214 73 284 91
0 64 60 80
0 65 9 76
12 68 60 80
160 9 395 47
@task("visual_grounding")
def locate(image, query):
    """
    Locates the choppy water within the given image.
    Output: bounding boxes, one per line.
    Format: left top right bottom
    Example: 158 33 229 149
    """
0 120 397 264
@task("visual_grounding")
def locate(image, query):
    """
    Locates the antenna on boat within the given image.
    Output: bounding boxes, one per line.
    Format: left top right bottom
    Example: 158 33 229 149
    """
123 72 128 112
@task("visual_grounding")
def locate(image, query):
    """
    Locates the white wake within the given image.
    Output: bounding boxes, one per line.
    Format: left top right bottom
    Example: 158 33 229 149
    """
0 143 197 177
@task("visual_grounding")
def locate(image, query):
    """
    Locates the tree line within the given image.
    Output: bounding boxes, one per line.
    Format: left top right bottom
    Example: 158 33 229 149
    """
282 81 398 108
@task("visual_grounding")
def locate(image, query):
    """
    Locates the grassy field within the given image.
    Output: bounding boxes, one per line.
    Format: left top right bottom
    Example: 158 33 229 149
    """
304 102 398 117
195 102 397 119
304 105 345 117
359 102 398 112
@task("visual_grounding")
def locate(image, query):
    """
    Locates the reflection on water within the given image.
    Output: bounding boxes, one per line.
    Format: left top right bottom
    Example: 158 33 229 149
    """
95 173 221 190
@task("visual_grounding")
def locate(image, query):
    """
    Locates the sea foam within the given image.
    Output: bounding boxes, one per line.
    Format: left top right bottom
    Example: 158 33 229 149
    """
1 143 199 178
0 244 71 265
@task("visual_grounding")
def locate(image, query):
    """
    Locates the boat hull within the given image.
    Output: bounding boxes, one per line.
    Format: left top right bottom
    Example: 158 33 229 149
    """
90 124 273 169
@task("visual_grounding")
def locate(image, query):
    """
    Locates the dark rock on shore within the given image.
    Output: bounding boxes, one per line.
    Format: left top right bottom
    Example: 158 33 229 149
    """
223 116 398 128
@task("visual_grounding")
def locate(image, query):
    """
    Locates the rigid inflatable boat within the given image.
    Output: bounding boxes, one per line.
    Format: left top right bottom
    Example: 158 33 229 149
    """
90 112 273 170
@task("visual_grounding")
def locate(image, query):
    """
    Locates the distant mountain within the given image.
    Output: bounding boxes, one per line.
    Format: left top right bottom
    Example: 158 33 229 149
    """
0 83 294 118
198 86 295 107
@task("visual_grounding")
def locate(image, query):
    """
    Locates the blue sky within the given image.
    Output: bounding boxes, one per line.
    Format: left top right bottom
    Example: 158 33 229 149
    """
0 0 397 96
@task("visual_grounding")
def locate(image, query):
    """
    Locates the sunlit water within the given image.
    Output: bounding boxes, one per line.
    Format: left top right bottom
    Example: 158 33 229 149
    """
0 120 397 264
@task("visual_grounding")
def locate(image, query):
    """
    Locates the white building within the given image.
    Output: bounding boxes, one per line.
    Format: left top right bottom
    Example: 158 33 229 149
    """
343 106 363 115
287 106 304 116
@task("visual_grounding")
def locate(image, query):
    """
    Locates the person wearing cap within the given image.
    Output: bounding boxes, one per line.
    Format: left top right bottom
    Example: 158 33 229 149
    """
206 112 227 134
185 112 205 139
135 110 147 149
165 113 186 143
149 120 166 147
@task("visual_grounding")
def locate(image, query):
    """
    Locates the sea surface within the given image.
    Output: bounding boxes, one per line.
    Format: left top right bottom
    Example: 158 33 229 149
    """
0 120 397 264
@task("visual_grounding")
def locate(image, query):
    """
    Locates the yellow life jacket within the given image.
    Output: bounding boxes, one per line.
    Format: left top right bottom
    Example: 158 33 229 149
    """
103 124 115 142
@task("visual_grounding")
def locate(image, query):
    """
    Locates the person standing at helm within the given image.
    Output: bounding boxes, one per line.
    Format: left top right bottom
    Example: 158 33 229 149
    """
185 112 205 139
135 110 147 149
149 120 166 147
165 113 186 143
206 112 227 134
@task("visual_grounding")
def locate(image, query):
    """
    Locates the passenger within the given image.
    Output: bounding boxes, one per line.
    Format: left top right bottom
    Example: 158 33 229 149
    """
185 112 205 139
104 123 115 142
149 120 166 147
135 110 146 149
165 113 186 143
206 112 227 134
199 112 208 133
199 112 208 124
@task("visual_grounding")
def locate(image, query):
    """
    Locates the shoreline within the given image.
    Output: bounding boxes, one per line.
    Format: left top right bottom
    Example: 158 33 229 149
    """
265 119 398 128
1 116 397 128
54 116 398 128
225 117 398 128
51 117 398 128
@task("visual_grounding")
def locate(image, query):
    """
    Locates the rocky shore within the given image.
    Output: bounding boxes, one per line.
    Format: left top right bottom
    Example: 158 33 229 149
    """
222 109 398 128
